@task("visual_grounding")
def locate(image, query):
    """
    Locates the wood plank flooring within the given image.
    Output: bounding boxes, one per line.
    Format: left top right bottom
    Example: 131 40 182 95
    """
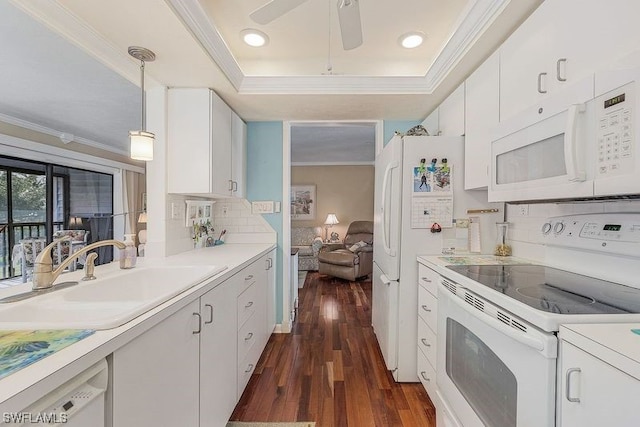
230 272 436 426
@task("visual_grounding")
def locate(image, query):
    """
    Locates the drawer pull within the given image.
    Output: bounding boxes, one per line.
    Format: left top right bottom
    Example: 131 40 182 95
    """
420 371 430 382
244 332 254 341
245 363 255 373
204 304 214 324
421 277 432 282
421 305 432 312
245 301 254 308
245 274 254 281
192 312 202 334
421 338 431 348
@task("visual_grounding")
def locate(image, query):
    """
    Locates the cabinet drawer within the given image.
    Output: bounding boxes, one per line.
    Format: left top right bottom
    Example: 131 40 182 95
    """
237 337 263 398
417 317 437 367
417 349 437 399
238 261 260 295
238 281 259 327
418 263 440 296
418 285 438 329
237 311 260 363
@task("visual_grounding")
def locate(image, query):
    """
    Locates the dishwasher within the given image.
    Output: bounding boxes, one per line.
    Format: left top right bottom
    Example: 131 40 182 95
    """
13 359 108 426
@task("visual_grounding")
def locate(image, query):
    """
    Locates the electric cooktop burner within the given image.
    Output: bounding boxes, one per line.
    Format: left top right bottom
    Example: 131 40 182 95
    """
446 264 640 315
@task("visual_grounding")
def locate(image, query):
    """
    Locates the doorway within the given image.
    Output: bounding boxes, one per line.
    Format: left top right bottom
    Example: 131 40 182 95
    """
282 120 383 330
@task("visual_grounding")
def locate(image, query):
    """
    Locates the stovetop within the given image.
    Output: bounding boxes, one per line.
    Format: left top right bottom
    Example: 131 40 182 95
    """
446 264 640 315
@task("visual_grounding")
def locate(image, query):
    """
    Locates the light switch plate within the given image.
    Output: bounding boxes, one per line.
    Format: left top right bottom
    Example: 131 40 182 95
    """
252 201 275 214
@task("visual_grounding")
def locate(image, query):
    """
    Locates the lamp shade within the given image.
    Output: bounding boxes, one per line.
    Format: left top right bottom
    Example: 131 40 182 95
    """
324 213 339 226
130 131 154 161
138 212 148 223
69 216 82 227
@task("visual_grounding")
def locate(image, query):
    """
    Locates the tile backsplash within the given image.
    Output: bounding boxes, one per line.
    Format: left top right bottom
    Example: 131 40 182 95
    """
506 199 640 261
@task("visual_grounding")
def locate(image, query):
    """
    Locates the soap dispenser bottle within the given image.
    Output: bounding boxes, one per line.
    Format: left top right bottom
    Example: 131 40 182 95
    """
120 234 137 269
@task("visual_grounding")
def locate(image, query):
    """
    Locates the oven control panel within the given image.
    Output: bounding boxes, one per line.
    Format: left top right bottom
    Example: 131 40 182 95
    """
541 213 640 256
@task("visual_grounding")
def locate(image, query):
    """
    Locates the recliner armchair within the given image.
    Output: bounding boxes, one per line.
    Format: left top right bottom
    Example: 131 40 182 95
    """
318 221 373 281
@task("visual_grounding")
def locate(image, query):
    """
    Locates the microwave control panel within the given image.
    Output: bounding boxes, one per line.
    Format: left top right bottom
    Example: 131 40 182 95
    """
595 81 634 177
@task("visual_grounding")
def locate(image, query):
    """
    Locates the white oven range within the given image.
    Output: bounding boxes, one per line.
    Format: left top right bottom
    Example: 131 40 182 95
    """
435 213 640 427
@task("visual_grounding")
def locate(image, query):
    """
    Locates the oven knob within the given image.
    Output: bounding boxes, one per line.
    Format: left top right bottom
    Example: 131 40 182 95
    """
541 222 552 234
553 222 565 234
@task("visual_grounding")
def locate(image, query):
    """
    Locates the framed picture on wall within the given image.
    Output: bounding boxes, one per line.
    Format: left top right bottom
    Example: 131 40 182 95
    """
291 185 316 220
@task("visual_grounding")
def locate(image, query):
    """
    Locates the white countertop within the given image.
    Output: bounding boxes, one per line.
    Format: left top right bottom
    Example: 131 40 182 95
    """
560 323 640 380
0 243 274 413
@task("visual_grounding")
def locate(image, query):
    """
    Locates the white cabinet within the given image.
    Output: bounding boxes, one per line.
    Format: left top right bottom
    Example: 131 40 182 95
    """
437 83 465 136
265 249 276 335
200 277 238 426
168 88 245 198
112 299 201 427
421 108 439 136
500 0 640 122
416 262 440 399
559 340 640 427
464 51 499 190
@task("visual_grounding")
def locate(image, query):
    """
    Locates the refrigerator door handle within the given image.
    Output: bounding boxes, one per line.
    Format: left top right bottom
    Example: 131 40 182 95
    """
381 161 399 257
379 273 391 285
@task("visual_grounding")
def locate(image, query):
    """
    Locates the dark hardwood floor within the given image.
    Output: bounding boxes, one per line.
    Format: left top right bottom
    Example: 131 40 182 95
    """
230 272 436 426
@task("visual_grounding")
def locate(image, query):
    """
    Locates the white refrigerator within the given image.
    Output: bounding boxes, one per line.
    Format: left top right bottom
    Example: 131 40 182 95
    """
372 134 502 382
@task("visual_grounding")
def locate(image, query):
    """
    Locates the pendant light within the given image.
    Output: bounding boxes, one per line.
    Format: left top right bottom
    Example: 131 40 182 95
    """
128 46 156 161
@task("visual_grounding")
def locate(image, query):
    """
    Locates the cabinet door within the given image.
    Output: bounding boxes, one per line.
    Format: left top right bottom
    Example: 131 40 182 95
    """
200 279 238 427
421 108 439 136
438 83 465 136
168 88 213 194
559 341 640 427
231 111 247 198
211 92 232 196
464 52 499 189
112 300 200 427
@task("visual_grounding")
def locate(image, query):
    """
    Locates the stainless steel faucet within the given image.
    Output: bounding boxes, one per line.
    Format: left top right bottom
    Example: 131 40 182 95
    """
32 238 126 290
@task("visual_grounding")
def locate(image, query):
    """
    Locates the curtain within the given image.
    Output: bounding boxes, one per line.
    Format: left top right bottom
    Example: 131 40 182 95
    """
122 170 142 235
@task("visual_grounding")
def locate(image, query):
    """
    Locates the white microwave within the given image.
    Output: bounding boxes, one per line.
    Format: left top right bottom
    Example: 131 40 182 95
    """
489 68 640 202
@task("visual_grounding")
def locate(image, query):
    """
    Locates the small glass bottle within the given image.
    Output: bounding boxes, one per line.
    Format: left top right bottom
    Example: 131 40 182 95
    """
494 222 512 257
120 234 137 269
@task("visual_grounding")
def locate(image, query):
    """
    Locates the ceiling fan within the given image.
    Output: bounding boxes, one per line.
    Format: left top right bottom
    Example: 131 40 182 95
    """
250 0 363 50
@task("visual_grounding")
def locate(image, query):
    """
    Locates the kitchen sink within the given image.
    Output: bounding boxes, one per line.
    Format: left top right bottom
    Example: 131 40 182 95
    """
0 265 227 330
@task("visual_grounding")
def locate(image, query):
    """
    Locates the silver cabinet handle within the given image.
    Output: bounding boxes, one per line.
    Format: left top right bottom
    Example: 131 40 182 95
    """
245 274 254 281
228 180 233 191
232 181 238 192
244 332 254 341
420 371 430 382
421 338 431 347
245 301 254 308
421 305 432 313
421 277 432 282
565 368 581 402
268 258 273 268
556 58 567 82
192 312 202 334
537 72 548 93
204 304 213 324
245 363 254 373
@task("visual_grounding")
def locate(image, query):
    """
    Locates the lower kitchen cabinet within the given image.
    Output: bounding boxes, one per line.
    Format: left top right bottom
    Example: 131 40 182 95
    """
559 340 640 427
111 299 201 427
416 262 439 399
111 254 274 427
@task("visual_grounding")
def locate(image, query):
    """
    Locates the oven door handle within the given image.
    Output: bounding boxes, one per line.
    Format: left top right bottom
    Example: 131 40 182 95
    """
445 288 546 353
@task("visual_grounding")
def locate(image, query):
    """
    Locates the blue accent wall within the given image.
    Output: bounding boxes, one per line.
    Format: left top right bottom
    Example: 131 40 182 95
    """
383 120 421 146
246 122 284 323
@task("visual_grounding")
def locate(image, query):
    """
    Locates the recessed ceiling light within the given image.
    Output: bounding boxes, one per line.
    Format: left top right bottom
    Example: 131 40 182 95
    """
399 32 425 49
241 29 269 47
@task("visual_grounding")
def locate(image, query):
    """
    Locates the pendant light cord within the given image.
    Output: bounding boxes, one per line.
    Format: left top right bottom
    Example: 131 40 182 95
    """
140 60 146 131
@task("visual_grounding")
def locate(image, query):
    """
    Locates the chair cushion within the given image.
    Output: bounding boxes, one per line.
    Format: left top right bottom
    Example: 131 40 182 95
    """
318 249 360 266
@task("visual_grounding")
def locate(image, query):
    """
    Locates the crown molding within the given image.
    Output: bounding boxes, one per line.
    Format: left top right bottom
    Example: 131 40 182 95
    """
423 0 511 90
8 0 159 88
0 113 129 157
166 0 245 90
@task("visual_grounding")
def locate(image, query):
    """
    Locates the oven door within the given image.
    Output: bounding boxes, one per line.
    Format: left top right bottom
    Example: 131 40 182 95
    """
437 281 557 427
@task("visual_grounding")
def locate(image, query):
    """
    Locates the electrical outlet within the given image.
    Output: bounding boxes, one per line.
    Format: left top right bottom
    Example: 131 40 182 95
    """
171 202 182 219
222 204 229 217
518 204 529 216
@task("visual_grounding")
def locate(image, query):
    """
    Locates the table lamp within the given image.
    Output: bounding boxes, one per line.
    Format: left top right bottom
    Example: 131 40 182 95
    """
324 213 339 242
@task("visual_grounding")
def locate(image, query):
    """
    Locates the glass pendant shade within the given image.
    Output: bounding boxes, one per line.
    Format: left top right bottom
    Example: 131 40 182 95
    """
129 130 154 161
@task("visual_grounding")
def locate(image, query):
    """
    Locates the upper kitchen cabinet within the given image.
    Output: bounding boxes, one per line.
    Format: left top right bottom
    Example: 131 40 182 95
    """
500 0 640 122
168 88 245 198
438 83 465 136
421 108 439 136
464 51 499 190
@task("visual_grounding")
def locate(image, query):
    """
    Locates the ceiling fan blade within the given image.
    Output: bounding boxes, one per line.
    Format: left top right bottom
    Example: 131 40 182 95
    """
250 0 310 25
337 0 363 50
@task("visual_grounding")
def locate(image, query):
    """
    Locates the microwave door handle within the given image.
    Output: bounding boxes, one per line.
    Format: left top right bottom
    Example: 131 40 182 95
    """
442 286 547 354
564 103 587 182
381 161 398 256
